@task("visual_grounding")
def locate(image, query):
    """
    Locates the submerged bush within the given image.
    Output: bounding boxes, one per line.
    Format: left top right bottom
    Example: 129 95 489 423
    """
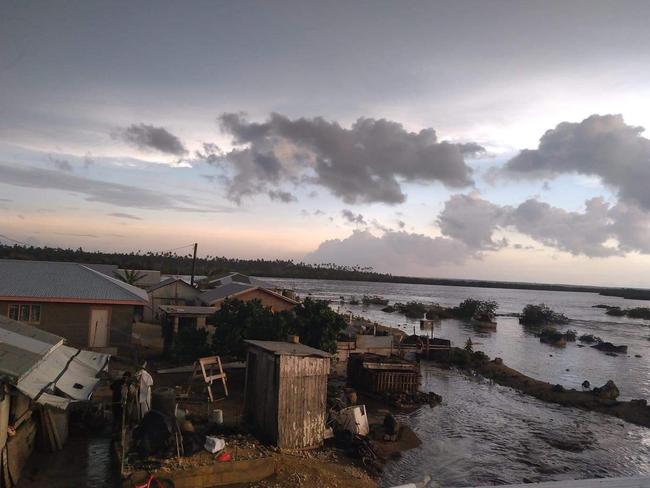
579 333 602 344
362 295 389 306
626 307 650 320
394 301 429 319
520 304 569 326
605 307 626 317
453 298 498 320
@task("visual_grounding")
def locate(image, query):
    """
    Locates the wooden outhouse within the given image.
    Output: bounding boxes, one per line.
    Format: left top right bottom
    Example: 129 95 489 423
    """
244 340 331 449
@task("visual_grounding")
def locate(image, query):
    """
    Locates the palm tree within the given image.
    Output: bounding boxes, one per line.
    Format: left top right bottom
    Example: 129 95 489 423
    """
114 269 145 286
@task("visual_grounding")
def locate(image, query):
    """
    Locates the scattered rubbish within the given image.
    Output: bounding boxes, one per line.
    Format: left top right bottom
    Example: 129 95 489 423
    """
330 405 370 436
204 436 226 453
216 451 232 462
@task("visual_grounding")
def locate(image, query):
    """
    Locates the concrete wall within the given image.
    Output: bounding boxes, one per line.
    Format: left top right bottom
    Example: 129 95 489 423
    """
0 302 135 348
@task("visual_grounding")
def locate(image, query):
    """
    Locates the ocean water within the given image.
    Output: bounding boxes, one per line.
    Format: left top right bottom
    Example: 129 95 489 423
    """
263 277 650 487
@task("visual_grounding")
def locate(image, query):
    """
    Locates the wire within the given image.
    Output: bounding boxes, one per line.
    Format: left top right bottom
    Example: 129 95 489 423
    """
0 233 28 246
156 243 196 254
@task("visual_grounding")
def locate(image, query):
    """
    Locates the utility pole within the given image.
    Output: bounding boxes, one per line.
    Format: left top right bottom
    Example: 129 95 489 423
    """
190 242 198 286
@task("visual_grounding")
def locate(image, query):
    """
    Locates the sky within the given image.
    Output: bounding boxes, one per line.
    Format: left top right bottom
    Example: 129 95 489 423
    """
2 0 650 287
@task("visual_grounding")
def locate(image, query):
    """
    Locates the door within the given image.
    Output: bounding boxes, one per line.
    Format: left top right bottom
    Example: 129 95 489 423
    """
89 309 110 348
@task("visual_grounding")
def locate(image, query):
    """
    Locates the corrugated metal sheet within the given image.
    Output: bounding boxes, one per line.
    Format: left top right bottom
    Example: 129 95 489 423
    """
0 314 109 409
17 345 109 408
0 259 148 303
199 282 257 304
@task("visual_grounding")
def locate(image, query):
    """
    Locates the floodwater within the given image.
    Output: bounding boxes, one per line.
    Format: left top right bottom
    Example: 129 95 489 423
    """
263 277 650 486
16 428 117 488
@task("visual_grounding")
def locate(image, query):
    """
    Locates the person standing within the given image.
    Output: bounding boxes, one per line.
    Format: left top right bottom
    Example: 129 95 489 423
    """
135 362 154 420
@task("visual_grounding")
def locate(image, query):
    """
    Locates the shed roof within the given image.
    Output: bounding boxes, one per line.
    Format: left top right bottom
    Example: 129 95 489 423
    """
147 276 196 293
0 259 148 304
0 315 109 409
158 305 217 316
245 340 331 358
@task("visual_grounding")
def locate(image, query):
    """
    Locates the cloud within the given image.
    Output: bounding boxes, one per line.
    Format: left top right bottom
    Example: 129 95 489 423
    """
108 212 143 220
341 209 366 225
499 114 650 210
305 229 471 273
0 162 230 213
436 192 650 258
116 123 187 156
397 220 406 229
438 193 509 250
205 112 483 204
50 157 73 173
267 190 297 203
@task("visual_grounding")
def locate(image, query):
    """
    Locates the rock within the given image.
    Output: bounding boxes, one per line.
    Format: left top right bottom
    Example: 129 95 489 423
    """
605 352 618 357
635 354 642 358
592 342 628 353
592 380 620 401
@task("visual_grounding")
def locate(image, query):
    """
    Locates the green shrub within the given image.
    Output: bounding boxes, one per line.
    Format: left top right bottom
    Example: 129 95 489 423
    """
211 297 346 359
174 326 210 364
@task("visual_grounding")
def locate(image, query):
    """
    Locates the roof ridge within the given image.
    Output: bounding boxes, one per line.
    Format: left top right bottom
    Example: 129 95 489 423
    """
79 265 148 302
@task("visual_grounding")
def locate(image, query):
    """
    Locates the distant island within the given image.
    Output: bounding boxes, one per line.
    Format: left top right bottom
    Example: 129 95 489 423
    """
1 243 649 300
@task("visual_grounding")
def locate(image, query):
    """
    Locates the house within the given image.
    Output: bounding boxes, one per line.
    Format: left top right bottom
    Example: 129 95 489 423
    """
244 340 331 449
0 259 149 351
145 277 201 322
198 273 299 312
0 314 109 486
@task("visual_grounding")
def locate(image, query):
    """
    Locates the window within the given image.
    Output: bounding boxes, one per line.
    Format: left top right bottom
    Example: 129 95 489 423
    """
30 305 41 323
19 305 29 321
8 304 18 320
8 303 41 324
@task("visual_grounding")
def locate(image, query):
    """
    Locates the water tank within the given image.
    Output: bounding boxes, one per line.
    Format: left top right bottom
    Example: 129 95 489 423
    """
151 387 176 416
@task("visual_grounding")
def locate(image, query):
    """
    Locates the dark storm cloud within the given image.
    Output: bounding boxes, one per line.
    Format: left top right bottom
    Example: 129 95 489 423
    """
305 229 471 272
116 123 187 156
436 192 650 258
211 113 483 204
108 212 143 220
341 209 366 225
0 162 228 213
499 114 650 210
